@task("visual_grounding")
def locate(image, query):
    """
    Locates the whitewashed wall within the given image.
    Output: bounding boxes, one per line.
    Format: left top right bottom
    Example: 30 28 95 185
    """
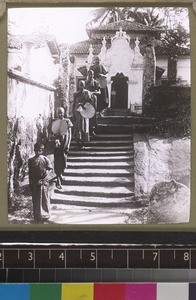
7 70 56 197
177 56 191 84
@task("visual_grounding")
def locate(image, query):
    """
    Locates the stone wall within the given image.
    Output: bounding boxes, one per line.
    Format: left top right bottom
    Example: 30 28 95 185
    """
7 69 56 199
134 134 190 197
134 135 190 223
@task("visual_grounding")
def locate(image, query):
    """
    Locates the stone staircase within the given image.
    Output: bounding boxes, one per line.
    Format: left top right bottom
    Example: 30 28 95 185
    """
50 113 143 223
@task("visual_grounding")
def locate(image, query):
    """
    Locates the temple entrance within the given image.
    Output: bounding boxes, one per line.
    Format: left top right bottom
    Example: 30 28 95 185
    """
111 73 128 109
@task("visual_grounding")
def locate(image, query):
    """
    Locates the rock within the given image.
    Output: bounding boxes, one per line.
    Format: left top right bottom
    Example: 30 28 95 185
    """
134 135 190 198
147 179 190 224
134 140 149 196
168 139 190 187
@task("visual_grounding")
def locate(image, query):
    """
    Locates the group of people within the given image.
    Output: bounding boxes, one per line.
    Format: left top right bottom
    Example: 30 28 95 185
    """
73 56 108 149
28 56 108 223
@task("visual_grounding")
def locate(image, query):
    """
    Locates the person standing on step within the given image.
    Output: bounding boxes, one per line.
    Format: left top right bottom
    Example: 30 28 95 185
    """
28 142 53 223
53 107 73 189
85 70 100 137
73 80 93 150
89 56 108 117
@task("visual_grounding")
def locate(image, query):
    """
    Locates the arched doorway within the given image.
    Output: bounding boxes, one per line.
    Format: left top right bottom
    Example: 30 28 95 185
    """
111 73 128 109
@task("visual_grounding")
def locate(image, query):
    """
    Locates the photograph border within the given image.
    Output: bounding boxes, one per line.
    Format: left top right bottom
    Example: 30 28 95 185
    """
0 0 196 232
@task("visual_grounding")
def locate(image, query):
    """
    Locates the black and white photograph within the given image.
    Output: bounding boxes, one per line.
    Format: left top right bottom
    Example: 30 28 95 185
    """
7 7 191 224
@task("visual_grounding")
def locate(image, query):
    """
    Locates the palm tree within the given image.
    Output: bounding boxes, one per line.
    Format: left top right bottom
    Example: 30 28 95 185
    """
123 7 163 27
86 7 164 29
86 7 188 30
86 7 124 29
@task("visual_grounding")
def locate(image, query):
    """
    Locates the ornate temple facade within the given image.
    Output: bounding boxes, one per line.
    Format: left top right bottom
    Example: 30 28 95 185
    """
69 20 159 113
69 20 190 114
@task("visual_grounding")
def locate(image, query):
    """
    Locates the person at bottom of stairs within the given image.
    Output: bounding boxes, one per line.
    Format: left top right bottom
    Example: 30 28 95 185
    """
28 142 53 223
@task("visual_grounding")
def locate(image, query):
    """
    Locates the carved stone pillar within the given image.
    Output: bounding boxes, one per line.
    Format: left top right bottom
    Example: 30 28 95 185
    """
128 81 132 110
168 54 178 85
58 45 70 115
142 43 156 111
69 55 76 117
107 81 112 108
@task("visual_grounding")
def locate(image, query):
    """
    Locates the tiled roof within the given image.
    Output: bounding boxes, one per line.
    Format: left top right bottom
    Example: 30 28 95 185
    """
70 39 190 56
87 20 160 33
69 40 103 54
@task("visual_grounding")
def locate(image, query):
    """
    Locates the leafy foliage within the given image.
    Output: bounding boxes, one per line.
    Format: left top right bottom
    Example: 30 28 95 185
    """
144 86 191 138
87 7 189 31
161 24 190 53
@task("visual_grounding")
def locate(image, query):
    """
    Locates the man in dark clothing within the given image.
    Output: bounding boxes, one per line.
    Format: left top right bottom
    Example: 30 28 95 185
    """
85 70 100 136
28 142 53 222
89 56 108 115
53 107 73 189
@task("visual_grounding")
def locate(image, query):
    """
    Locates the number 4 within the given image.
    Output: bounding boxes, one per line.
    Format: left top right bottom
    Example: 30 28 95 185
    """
59 252 65 261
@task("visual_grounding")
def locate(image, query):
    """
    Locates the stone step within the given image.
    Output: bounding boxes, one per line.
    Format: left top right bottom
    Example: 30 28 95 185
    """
63 168 133 176
95 124 133 134
98 116 133 125
91 134 133 141
71 140 133 147
51 194 137 208
106 108 131 116
132 116 156 124
67 161 133 169
70 145 134 152
69 150 134 157
68 155 133 162
61 176 134 187
52 185 134 199
49 205 142 224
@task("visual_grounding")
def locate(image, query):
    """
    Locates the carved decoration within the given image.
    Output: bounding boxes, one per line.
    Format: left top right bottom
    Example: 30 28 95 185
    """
132 37 143 67
88 29 144 110
87 44 94 65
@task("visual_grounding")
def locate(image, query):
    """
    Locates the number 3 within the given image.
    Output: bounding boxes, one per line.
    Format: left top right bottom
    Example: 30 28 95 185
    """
28 252 33 261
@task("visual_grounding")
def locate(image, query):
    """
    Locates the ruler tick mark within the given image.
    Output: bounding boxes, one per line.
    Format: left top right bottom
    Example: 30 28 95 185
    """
174 250 176 260
2 250 4 269
142 250 145 259
189 249 191 269
127 250 129 269
80 250 82 260
111 250 113 260
33 250 35 269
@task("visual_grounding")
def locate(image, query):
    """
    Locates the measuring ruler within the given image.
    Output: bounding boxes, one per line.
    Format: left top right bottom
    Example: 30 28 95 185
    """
0 232 195 282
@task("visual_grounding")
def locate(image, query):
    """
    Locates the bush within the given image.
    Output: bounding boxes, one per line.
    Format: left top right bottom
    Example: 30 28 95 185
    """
144 85 191 137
